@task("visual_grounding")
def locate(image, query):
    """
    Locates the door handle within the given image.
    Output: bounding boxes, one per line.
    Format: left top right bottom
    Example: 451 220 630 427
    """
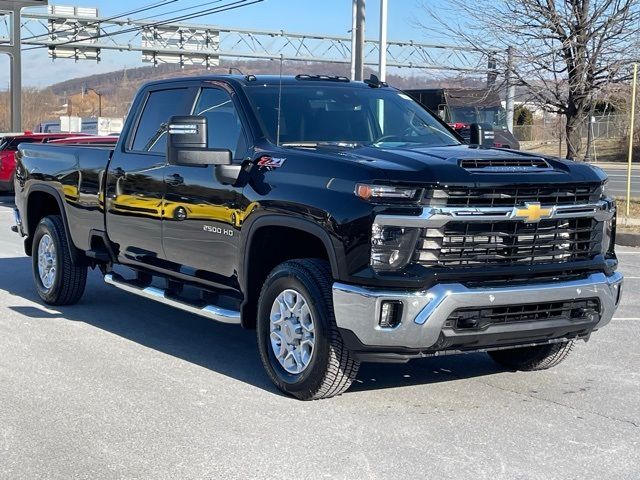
113 167 126 178
165 173 184 186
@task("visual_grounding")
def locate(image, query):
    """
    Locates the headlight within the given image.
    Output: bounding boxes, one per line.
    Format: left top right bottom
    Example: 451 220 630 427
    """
370 224 420 271
356 184 421 202
601 180 610 199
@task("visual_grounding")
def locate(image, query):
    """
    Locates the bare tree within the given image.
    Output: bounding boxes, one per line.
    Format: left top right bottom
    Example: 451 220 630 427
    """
419 0 640 159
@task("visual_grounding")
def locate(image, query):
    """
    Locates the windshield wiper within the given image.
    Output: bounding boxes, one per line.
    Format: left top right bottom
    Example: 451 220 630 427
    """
281 142 319 148
281 141 362 149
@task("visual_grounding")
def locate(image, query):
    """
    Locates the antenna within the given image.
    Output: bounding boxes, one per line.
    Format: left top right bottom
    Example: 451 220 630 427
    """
276 54 284 147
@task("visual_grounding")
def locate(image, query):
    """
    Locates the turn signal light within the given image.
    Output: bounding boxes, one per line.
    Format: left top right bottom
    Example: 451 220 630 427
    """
355 184 419 202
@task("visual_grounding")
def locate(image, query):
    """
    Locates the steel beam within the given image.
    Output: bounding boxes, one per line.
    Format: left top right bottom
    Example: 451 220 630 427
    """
0 1 48 131
354 0 365 80
13 9 498 74
378 0 387 81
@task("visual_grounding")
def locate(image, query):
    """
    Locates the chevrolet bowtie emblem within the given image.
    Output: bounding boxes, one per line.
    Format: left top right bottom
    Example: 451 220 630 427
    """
513 202 553 222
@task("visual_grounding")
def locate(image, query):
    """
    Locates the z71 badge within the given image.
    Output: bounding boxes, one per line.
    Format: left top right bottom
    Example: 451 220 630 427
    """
257 155 286 169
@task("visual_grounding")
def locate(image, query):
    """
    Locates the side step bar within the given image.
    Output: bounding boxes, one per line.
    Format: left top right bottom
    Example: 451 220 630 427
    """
104 273 241 325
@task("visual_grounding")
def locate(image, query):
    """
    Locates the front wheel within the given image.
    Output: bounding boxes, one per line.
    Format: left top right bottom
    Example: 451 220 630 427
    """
32 215 87 306
257 259 360 400
488 341 574 371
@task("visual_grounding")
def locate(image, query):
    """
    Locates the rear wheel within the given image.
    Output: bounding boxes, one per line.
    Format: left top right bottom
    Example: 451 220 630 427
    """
32 215 87 306
257 259 360 400
488 341 574 371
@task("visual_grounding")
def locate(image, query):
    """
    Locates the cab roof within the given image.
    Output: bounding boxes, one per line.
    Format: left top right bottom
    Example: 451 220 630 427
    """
143 74 385 90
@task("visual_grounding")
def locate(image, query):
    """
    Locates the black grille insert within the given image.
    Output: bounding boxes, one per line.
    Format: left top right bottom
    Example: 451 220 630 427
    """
425 184 602 207
445 298 601 331
415 218 601 267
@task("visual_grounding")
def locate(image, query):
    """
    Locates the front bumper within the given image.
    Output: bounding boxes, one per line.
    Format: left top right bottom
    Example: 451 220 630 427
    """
333 271 623 352
12 208 24 236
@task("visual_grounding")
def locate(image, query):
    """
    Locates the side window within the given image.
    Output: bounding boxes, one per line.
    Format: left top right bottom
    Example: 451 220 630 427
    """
193 88 245 160
131 88 191 153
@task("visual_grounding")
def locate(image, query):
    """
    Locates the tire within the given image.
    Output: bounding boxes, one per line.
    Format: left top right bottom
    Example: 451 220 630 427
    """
488 341 574 371
32 215 87 306
257 259 360 400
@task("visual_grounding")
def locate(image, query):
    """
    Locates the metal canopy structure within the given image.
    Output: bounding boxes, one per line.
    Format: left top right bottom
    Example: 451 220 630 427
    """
0 4 501 130
12 9 496 73
0 0 48 131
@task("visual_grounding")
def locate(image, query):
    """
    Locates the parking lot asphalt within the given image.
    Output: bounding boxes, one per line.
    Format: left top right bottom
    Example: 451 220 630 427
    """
0 196 638 480
597 165 640 198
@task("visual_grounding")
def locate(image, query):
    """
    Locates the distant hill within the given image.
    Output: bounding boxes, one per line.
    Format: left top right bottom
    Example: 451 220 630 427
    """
48 59 487 96
0 59 488 131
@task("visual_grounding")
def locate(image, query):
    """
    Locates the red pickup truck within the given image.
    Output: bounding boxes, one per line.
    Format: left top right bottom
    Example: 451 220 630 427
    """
0 132 87 192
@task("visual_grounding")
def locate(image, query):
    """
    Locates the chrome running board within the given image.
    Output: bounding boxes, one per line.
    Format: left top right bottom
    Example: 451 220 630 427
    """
104 273 241 325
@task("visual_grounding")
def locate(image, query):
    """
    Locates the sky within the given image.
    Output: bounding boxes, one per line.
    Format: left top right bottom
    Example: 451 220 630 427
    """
0 0 449 88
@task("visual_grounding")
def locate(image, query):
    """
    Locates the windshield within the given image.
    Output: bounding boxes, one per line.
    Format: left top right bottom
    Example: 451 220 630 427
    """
450 106 508 129
244 84 460 148
0 137 38 151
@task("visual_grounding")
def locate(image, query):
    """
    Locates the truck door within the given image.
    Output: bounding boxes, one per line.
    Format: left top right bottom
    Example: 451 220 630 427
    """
162 85 249 288
105 86 196 267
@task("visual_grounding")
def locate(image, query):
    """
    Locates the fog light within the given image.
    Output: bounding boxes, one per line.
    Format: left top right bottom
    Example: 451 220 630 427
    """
379 300 403 328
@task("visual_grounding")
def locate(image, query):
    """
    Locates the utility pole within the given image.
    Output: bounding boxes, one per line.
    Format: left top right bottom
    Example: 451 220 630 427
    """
486 54 497 89
505 46 516 133
353 0 366 81
0 1 48 131
378 0 388 82
350 0 357 80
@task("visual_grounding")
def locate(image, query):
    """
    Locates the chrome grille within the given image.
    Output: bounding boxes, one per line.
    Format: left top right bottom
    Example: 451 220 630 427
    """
415 218 601 267
445 298 601 331
424 184 602 207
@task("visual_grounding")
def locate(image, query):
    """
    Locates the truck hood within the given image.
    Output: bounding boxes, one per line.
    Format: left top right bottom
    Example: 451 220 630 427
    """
329 144 607 186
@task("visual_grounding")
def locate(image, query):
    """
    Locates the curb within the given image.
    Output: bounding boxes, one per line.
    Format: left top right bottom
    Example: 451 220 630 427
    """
616 230 640 248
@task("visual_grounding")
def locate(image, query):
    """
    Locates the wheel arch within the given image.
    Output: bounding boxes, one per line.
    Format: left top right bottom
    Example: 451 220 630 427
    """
239 215 343 329
24 184 81 263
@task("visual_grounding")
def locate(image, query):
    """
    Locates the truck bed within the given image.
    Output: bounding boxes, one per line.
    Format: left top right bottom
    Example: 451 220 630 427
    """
17 143 114 251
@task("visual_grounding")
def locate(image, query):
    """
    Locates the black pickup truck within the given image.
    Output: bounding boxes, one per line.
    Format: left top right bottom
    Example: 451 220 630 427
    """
12 74 622 400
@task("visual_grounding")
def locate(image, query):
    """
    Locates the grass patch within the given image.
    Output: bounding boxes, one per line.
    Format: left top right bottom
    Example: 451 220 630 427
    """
521 138 630 162
614 198 640 220
618 225 640 233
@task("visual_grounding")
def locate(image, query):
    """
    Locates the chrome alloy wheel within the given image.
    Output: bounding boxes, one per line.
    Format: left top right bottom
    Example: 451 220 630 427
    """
269 289 316 374
37 233 57 290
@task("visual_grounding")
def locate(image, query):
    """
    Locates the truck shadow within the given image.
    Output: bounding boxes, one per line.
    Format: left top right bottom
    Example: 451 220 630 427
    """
0 256 505 398
0 195 15 207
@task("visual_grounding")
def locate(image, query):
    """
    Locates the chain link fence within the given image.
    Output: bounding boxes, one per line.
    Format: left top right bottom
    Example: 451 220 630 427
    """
513 114 636 161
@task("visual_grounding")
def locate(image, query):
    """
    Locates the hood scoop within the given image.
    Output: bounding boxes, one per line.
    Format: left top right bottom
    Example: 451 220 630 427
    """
459 157 552 173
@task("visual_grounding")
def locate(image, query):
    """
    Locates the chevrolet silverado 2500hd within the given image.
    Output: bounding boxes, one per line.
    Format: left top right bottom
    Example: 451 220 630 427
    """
12 74 622 400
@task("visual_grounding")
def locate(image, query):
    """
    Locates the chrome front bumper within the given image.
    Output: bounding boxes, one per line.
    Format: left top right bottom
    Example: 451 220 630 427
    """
332 272 623 350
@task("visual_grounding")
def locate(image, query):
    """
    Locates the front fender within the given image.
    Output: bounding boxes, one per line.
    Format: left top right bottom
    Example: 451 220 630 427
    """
238 213 345 292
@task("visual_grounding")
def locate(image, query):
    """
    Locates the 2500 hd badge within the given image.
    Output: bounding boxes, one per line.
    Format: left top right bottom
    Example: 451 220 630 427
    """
203 225 234 236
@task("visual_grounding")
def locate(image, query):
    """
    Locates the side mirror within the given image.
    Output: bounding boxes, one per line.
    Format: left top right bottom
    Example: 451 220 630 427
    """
469 123 495 147
167 115 232 166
